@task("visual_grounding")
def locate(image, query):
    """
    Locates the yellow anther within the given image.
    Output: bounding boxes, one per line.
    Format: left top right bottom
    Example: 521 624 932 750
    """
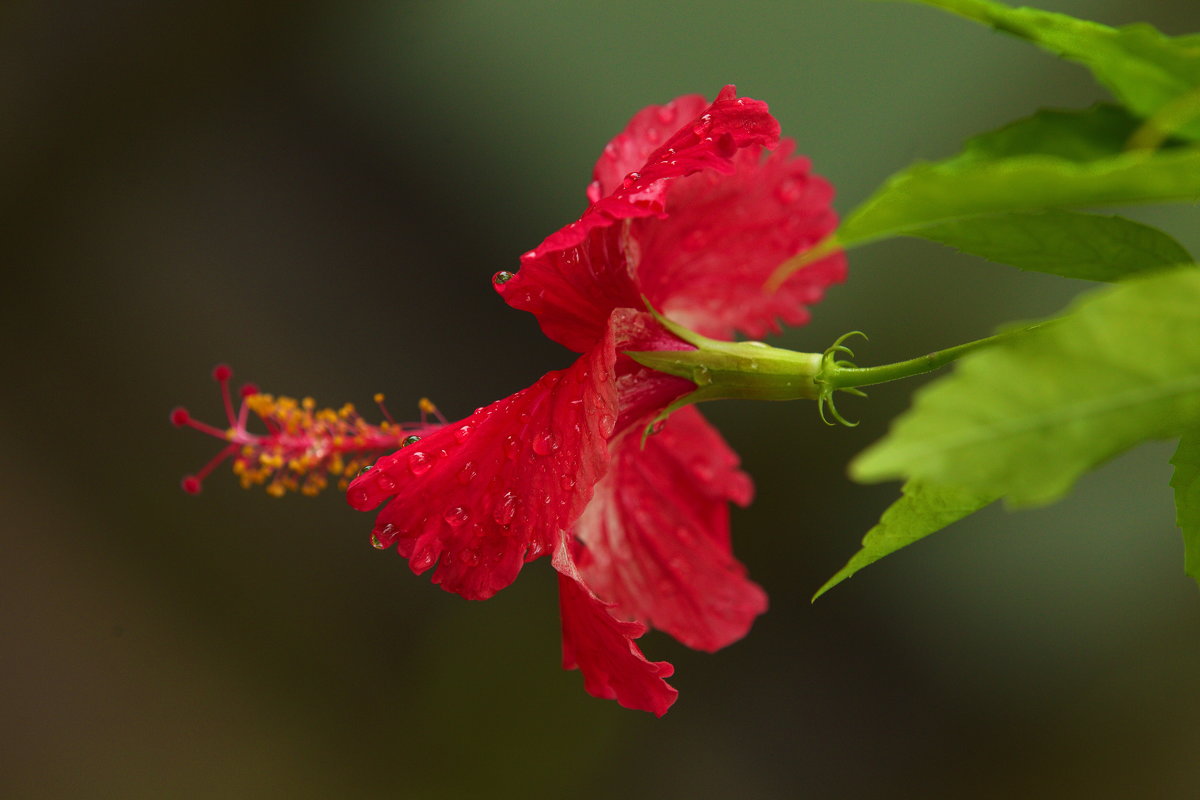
419 397 437 414
374 393 385 404
302 397 316 410
267 482 286 498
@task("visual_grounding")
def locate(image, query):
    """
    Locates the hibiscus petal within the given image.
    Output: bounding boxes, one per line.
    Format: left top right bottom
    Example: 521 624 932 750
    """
638 139 847 341
574 406 766 652
588 93 709 204
496 85 783 353
553 542 678 717
346 329 618 601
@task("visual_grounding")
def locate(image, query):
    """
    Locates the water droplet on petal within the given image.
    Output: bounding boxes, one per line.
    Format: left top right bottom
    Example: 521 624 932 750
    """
371 523 396 550
444 506 470 527
454 424 474 443
504 435 520 459
532 431 559 456
560 475 576 492
493 491 518 525
375 472 397 491
457 463 477 485
401 435 421 447
692 113 713 137
622 171 641 190
350 488 370 507
411 547 436 572
408 451 434 476
599 413 616 437
493 270 515 285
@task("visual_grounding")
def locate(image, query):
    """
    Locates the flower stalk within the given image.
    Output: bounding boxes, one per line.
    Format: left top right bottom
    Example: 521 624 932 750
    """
628 311 1048 427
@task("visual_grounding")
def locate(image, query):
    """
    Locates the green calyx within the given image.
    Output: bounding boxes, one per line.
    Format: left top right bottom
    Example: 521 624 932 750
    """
624 303 824 440
625 300 1043 438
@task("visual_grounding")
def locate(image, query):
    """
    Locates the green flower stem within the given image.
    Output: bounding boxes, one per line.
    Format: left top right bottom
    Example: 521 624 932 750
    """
820 329 1034 392
627 299 1048 429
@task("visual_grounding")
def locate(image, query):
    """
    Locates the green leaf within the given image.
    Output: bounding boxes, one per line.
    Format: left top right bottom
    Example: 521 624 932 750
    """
813 481 995 601
881 0 1200 141
913 209 1192 281
952 103 1139 162
851 266 1200 507
839 105 1200 251
1170 429 1200 589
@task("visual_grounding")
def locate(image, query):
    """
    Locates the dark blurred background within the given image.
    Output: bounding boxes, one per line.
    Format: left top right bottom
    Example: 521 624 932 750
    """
4 1 1200 797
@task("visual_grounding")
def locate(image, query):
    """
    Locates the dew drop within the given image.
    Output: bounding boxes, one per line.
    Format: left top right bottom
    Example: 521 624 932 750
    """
532 431 559 456
357 464 373 476
504 435 520 459
461 547 480 566
350 488 371 508
444 506 470 527
376 472 397 492
411 548 436 571
621 171 641 190
454 424 474 443
560 475 576 492
371 523 396 550
408 451 434 476
599 413 616 437
457 463 477 485
692 113 713 137
401 435 421 447
493 491 518 525
493 270 515 285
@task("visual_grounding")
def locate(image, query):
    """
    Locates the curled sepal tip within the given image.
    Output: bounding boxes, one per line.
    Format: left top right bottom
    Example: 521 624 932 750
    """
815 331 869 428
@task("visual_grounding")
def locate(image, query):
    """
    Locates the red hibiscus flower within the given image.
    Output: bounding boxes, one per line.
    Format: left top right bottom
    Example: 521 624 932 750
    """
346 86 845 715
